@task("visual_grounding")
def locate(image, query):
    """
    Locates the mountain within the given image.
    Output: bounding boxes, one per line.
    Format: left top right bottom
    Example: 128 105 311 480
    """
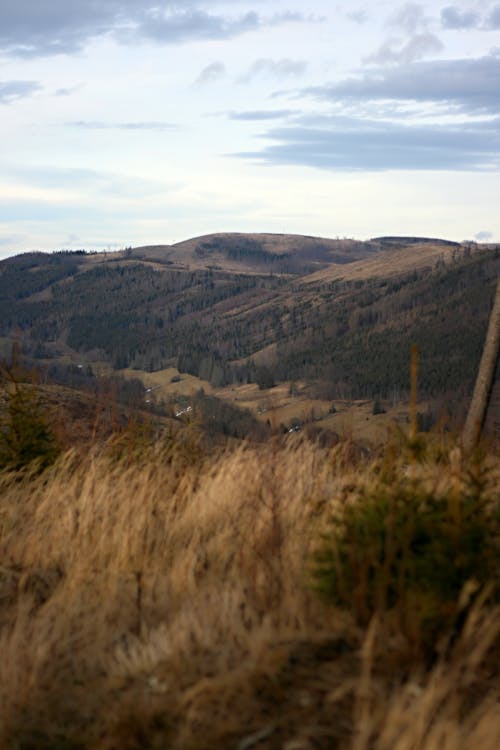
0 233 498 432
130 232 381 274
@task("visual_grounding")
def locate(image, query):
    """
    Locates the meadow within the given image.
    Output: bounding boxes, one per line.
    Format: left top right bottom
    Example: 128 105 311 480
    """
0 425 498 749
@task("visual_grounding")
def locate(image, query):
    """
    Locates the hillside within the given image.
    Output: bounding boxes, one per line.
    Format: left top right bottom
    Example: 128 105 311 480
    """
0 234 499 437
130 232 381 275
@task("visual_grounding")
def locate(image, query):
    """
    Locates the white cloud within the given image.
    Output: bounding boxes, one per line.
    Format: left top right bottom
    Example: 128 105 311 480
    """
68 120 179 131
303 55 500 115
235 114 500 172
365 32 443 65
0 1 314 57
238 58 307 83
228 108 298 120
347 9 368 24
0 79 41 103
486 4 500 29
388 2 429 34
441 6 480 30
195 61 226 85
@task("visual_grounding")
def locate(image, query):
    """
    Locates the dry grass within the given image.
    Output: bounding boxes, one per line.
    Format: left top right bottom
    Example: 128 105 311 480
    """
121 366 214 400
0 437 498 749
118 365 427 447
132 232 362 274
118 365 413 446
303 242 478 284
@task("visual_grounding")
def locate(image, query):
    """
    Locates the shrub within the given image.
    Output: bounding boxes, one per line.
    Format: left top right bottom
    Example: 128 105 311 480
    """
313 455 500 655
0 376 59 473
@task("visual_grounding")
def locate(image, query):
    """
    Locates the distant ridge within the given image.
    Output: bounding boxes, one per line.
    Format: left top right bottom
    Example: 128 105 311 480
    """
372 236 461 247
130 232 379 275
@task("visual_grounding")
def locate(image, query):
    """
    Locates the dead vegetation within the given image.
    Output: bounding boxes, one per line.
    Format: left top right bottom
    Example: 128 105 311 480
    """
0 434 498 749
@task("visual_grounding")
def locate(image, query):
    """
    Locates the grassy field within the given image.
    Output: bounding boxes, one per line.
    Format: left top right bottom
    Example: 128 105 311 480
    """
303 241 476 284
121 366 214 399
0 428 498 749
120 366 423 445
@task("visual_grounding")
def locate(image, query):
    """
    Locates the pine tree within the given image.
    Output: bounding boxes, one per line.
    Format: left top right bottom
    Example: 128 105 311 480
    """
0 363 59 472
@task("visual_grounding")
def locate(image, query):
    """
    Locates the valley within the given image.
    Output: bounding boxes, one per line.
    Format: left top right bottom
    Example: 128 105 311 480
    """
1 232 499 445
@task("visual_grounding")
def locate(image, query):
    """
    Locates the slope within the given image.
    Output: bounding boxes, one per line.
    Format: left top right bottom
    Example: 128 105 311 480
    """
0 235 498 415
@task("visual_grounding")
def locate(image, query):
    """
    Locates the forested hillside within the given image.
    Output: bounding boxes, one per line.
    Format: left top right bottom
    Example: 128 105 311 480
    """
0 235 498 408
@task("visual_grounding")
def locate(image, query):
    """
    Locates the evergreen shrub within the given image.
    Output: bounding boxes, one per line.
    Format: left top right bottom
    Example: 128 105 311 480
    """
313 453 500 654
0 372 59 473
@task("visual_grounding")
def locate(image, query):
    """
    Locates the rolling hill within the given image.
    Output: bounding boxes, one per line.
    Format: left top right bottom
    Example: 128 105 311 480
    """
0 233 498 438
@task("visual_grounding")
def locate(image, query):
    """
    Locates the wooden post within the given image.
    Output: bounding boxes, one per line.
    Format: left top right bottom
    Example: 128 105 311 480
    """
463 277 500 452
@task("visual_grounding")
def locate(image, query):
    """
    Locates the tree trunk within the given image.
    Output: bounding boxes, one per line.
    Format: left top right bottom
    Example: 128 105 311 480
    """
462 277 500 452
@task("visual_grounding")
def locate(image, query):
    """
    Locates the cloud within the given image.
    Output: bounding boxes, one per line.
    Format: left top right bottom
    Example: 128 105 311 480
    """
0 234 22 247
269 10 320 25
303 55 500 115
239 58 307 83
388 2 428 34
439 3 500 31
67 120 178 131
440 6 480 30
54 85 83 97
1 163 179 198
475 230 493 240
0 0 133 56
486 4 500 29
234 114 500 172
347 10 368 24
127 9 262 45
228 109 298 120
365 32 443 65
0 1 313 57
130 9 317 45
195 61 226 85
0 80 41 103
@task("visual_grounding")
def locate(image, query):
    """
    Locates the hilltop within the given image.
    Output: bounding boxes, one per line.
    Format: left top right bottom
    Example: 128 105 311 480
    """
130 232 381 275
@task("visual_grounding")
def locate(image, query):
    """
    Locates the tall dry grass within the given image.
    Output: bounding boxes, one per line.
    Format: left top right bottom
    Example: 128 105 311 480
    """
0 436 498 749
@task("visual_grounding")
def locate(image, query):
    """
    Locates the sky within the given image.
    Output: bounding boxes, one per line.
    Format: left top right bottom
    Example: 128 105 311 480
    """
1 0 500 259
